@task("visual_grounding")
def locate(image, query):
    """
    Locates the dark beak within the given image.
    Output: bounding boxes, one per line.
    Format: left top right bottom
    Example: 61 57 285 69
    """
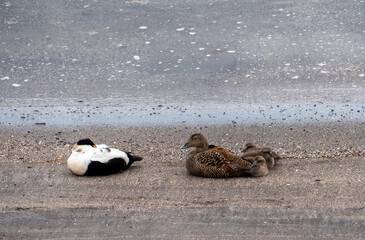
241 148 247 153
181 142 190 149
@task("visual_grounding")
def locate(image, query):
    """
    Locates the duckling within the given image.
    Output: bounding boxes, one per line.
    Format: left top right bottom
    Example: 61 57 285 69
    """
67 139 143 176
241 143 281 169
246 156 269 177
181 133 253 178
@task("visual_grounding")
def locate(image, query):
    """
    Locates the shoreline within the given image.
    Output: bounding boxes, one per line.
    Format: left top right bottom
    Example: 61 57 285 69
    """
1 98 364 127
1 122 364 162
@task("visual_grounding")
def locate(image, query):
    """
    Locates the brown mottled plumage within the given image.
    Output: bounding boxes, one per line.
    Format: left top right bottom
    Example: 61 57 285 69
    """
241 143 281 169
208 144 253 168
246 156 269 177
182 133 253 178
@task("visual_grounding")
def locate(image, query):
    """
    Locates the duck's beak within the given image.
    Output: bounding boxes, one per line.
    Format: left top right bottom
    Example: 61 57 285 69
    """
72 144 78 151
181 142 190 149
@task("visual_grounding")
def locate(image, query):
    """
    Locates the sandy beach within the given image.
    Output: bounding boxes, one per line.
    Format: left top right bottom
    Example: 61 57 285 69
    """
1 123 364 239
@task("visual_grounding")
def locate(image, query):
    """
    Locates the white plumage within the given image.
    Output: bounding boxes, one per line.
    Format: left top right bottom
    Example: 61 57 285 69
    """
67 139 142 176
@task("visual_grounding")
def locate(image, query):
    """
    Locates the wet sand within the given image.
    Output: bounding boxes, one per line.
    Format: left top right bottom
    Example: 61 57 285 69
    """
1 123 364 239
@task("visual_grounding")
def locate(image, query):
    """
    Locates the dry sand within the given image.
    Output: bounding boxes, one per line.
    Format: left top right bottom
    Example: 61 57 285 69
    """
0 122 364 239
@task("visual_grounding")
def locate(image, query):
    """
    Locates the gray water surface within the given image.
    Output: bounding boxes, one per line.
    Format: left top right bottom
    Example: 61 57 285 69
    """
1 0 364 126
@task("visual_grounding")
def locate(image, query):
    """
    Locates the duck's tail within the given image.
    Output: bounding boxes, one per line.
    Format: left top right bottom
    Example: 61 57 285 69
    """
124 152 143 170
127 152 143 162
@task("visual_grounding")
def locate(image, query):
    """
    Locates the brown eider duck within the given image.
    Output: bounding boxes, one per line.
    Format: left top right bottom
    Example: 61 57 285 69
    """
181 133 254 178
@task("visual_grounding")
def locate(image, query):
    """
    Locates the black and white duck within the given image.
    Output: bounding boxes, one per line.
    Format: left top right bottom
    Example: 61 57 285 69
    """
67 139 142 176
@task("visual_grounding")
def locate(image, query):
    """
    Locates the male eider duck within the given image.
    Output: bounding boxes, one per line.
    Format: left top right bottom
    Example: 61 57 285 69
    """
241 142 281 169
67 139 143 176
181 133 254 178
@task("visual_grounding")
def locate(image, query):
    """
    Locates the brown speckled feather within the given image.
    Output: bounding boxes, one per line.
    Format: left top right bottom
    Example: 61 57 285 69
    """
208 145 252 168
186 150 251 178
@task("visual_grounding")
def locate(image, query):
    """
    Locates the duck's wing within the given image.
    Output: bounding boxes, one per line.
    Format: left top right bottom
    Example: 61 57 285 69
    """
192 151 251 177
96 144 109 148
208 147 253 168
209 145 235 154
89 147 129 164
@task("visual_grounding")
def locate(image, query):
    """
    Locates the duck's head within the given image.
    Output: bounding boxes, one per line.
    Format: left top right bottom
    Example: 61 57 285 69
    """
253 156 266 166
241 142 256 153
72 138 97 153
181 133 208 150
